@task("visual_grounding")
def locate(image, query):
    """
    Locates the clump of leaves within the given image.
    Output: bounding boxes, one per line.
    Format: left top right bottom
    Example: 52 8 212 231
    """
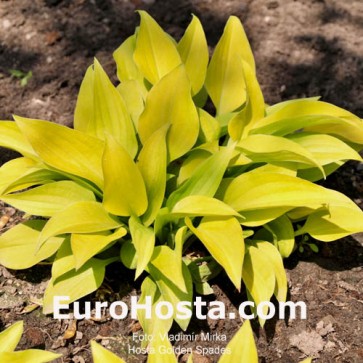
0 321 61 362
0 11 363 338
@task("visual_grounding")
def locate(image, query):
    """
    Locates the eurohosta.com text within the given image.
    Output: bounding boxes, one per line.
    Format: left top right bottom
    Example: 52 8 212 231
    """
53 296 307 320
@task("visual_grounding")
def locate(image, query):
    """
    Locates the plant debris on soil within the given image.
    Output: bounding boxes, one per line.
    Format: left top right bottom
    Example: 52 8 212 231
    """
0 0 362 362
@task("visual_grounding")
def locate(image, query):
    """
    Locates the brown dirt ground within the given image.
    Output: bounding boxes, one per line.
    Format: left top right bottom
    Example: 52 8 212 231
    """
0 0 362 362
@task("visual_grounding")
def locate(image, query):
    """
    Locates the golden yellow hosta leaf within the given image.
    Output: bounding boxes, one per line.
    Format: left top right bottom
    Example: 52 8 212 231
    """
228 60 264 141
138 277 173 338
171 195 240 217
218 320 258 363
134 11 181 84
243 244 276 325
186 216 244 291
167 146 233 208
0 350 62 363
147 331 178 363
254 241 287 302
0 220 64 270
71 227 127 270
102 137 148 217
129 216 155 279
177 15 208 95
14 116 104 188
138 126 168 226
0 157 38 194
237 134 324 176
149 246 187 293
117 80 145 128
265 215 295 258
296 204 363 241
0 121 37 158
39 201 121 246
205 16 255 115
1 180 95 217
221 172 359 226
288 133 362 165
74 59 138 158
43 258 110 314
91 341 127 363
113 34 144 83
138 64 199 161
0 321 23 352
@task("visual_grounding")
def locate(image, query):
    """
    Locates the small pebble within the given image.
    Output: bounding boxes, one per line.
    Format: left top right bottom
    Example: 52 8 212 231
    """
2 19 11 29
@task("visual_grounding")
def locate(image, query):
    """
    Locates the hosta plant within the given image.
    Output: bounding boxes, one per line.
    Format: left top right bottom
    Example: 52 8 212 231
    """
0 11 363 340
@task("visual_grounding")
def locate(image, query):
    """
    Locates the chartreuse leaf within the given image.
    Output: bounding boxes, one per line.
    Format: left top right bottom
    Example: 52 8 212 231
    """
1 180 95 217
103 137 148 217
117 80 145 128
149 246 186 293
113 34 144 83
0 350 62 363
205 16 255 115
265 97 320 115
177 15 208 95
14 116 104 188
264 215 295 258
0 157 37 194
0 320 23 352
51 240 75 280
0 220 64 270
75 59 138 158
147 255 193 331
243 244 275 326
296 204 363 241
73 65 94 133
177 149 212 186
120 240 138 270
288 133 362 165
297 162 343 182
71 227 127 270
2 167 64 195
138 126 168 226
129 217 155 279
39 201 121 246
299 359 312 363
221 172 358 226
186 216 244 291
167 145 234 208
138 65 199 161
94 59 137 156
174 226 187 258
197 109 221 144
171 196 240 217
91 341 126 363
43 257 112 314
228 60 264 141
147 331 178 363
304 117 363 144
248 163 297 177
134 11 181 85
250 100 363 142
218 320 258 363
237 134 324 176
254 241 287 302
0 121 37 158
138 277 174 339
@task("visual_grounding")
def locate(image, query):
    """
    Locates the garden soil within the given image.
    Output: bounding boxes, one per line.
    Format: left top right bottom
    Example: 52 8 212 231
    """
0 0 362 362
